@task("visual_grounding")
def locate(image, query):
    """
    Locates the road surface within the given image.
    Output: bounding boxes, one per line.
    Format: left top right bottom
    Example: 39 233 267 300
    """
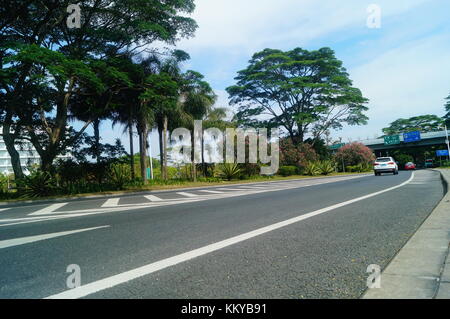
0 170 444 299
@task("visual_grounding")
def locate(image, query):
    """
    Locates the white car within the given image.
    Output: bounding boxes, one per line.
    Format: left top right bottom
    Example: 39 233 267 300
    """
374 157 399 176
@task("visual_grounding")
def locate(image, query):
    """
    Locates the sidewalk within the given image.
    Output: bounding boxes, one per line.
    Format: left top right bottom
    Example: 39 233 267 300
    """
363 169 450 299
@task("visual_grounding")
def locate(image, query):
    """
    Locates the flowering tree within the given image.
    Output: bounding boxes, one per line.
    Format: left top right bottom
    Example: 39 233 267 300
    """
280 139 318 168
334 142 375 166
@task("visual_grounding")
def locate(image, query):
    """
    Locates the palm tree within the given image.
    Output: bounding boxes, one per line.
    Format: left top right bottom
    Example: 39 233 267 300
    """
178 71 217 182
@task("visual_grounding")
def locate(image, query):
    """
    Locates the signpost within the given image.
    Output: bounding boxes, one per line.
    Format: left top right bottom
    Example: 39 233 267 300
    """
329 143 346 150
384 135 400 145
403 131 421 143
436 150 449 157
446 125 450 161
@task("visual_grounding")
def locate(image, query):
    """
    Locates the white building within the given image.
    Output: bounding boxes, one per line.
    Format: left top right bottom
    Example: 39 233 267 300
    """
0 138 41 175
0 134 72 175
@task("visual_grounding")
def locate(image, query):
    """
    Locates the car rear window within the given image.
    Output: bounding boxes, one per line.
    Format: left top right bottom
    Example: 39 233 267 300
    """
376 158 391 162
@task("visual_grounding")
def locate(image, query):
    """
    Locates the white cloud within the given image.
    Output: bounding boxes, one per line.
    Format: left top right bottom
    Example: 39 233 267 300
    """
179 0 429 52
349 32 450 138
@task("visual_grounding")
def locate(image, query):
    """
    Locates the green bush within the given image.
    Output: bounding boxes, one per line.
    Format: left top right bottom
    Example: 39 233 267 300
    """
108 163 131 190
217 163 242 181
319 160 336 175
278 166 298 177
0 174 8 194
19 170 58 198
305 162 321 176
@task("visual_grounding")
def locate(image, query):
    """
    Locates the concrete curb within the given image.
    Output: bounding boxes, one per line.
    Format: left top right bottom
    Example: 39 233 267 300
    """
363 169 450 299
0 173 370 208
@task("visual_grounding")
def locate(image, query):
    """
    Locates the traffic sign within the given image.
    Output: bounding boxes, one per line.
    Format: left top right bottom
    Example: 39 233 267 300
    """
436 150 449 157
403 131 421 143
384 135 400 145
329 143 346 150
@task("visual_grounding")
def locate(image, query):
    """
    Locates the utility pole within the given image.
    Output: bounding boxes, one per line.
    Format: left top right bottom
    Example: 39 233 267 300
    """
446 125 450 161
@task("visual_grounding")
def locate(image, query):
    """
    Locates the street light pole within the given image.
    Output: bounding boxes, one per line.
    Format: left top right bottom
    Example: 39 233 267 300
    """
445 125 450 161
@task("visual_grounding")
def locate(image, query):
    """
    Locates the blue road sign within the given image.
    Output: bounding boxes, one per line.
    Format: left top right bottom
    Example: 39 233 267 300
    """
403 131 421 143
436 150 449 157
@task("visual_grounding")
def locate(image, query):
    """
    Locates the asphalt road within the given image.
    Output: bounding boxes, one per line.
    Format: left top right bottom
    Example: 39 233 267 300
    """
0 170 445 299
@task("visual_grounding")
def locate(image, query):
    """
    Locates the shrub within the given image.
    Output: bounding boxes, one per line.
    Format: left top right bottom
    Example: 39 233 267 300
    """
334 142 375 167
304 162 321 176
108 163 131 190
217 163 242 181
19 170 58 198
319 160 336 175
278 166 298 177
280 139 318 169
0 174 8 194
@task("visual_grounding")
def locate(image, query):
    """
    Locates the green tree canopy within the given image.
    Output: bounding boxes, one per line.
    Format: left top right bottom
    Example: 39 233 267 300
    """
444 94 450 127
382 115 445 136
0 0 197 176
226 47 369 143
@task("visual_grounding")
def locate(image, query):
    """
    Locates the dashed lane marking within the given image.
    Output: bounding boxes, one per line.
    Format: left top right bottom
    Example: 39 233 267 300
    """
0 226 110 249
28 203 68 216
144 195 163 202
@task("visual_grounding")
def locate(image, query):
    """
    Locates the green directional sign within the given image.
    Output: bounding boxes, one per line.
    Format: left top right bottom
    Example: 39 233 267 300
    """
329 143 346 150
384 135 400 145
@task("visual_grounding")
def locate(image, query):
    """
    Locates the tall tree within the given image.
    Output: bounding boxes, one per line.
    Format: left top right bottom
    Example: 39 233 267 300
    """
226 47 369 144
0 0 197 175
179 71 217 182
444 94 450 127
382 115 444 136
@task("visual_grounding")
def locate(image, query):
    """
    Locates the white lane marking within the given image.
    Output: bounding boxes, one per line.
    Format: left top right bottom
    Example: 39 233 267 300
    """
0 226 110 249
177 192 199 198
46 173 414 299
102 198 120 208
0 208 9 213
28 203 68 216
238 186 268 190
217 188 247 192
199 190 225 194
144 195 163 202
0 175 372 227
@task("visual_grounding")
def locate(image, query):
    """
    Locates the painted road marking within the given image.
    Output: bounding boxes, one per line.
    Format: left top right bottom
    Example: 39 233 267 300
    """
46 173 414 299
0 208 9 213
144 195 163 202
0 226 110 249
177 192 199 198
217 188 247 192
102 198 120 208
28 203 68 216
199 190 225 194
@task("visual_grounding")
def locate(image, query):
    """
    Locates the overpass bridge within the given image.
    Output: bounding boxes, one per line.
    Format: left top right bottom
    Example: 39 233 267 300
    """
358 130 449 157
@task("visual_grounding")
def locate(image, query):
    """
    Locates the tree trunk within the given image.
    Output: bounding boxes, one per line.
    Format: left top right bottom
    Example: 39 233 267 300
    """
158 125 164 179
93 119 101 165
128 120 135 180
162 115 168 180
191 128 197 182
138 123 148 183
93 119 101 164
2 117 24 179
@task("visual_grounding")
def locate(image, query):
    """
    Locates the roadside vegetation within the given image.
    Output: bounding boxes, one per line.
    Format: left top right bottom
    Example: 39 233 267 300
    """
1 2 449 201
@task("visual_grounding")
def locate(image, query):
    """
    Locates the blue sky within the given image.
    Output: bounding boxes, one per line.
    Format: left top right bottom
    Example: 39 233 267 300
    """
95 0 450 156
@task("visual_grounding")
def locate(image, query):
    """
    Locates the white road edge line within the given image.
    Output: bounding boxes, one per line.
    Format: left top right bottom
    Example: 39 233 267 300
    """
0 226 110 249
46 172 415 299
